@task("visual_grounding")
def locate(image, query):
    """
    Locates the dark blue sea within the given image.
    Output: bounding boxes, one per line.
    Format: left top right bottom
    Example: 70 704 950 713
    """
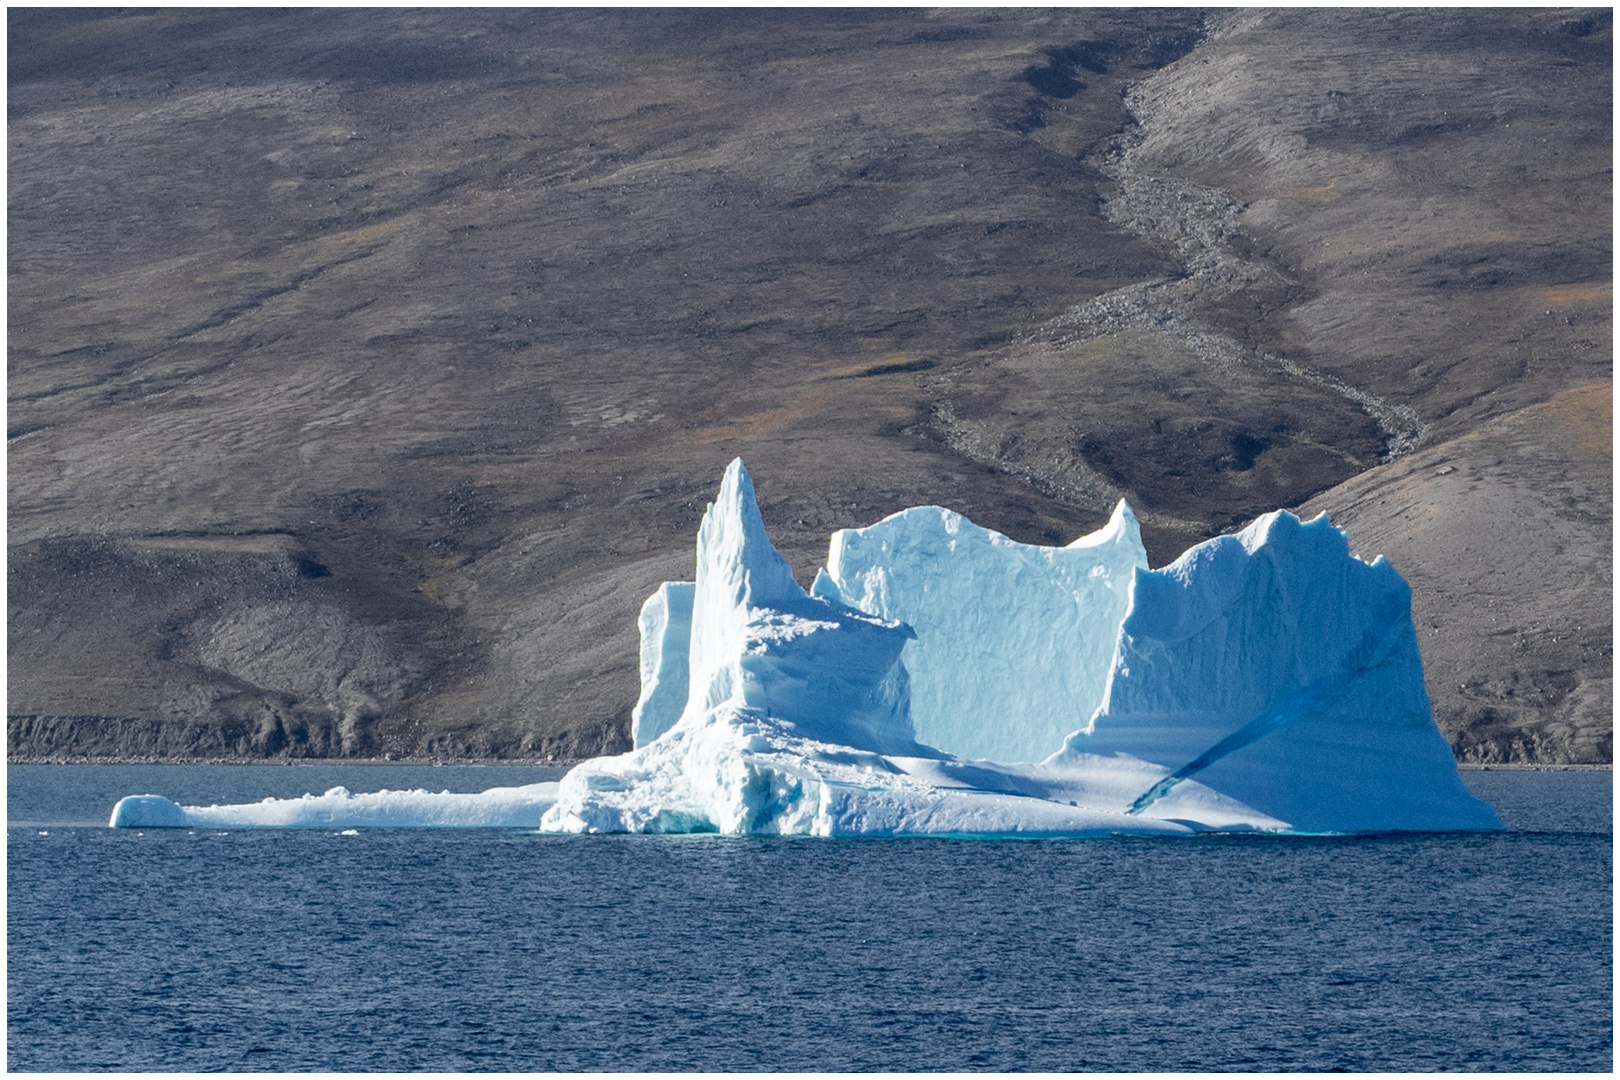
7 765 1612 1072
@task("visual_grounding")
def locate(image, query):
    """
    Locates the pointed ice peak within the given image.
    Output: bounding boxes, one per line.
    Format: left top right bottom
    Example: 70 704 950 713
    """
1234 508 1296 556
1066 499 1141 551
694 458 803 614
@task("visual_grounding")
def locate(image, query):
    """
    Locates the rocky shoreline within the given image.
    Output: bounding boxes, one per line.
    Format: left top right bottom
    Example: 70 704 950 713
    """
7 755 576 768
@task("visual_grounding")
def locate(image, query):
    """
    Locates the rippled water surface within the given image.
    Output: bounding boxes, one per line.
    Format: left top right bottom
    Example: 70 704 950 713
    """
7 765 1611 1071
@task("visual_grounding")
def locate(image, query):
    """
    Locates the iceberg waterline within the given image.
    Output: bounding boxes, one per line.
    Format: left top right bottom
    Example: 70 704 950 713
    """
112 459 1500 835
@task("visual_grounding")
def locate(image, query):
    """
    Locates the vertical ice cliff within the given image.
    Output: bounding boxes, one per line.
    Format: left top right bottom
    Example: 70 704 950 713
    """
812 501 1146 763
631 582 694 748
1065 510 1502 833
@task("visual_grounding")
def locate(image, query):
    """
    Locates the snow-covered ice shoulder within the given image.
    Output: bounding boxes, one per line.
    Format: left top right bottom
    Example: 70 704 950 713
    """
542 459 1499 836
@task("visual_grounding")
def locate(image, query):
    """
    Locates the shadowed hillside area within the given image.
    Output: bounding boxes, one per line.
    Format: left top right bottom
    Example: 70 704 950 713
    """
8 8 1610 764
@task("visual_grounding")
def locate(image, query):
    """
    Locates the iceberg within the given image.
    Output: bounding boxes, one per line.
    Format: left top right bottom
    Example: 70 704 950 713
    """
109 782 558 829
541 459 1501 836
109 459 1500 837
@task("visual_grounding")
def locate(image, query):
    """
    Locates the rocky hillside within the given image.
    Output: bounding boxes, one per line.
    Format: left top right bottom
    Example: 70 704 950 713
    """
8 8 1609 763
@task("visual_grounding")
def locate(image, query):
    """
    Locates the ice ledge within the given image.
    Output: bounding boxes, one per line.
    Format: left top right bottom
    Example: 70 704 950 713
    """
110 783 559 829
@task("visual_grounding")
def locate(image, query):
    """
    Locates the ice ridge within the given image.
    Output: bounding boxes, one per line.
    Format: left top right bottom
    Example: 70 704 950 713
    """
109 783 559 829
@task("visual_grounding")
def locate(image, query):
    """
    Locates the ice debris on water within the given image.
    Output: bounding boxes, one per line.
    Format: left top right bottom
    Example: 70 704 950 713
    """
112 458 1500 836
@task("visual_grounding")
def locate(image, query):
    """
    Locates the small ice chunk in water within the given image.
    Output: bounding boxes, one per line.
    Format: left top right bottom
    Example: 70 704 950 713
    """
109 794 188 828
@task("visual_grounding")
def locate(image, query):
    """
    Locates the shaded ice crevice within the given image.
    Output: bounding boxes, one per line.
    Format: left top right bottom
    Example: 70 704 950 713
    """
632 581 694 747
1125 585 1408 815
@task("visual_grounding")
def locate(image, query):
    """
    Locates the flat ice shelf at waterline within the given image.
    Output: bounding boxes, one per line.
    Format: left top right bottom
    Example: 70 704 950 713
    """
110 783 559 829
542 459 1500 836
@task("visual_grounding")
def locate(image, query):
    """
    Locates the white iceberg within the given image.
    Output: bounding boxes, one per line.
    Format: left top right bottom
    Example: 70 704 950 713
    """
111 459 1500 837
541 459 1500 836
109 782 558 829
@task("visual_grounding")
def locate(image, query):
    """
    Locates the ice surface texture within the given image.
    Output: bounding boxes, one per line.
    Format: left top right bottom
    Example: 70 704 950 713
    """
543 460 1499 836
1066 510 1501 832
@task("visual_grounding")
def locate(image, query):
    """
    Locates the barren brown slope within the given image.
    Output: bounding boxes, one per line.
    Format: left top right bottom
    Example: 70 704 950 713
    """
6 8 1206 760
1300 383 1612 764
7 9 1611 763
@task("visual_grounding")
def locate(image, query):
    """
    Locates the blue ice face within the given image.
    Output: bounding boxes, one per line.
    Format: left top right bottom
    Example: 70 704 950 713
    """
815 501 1147 764
1072 511 1498 832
